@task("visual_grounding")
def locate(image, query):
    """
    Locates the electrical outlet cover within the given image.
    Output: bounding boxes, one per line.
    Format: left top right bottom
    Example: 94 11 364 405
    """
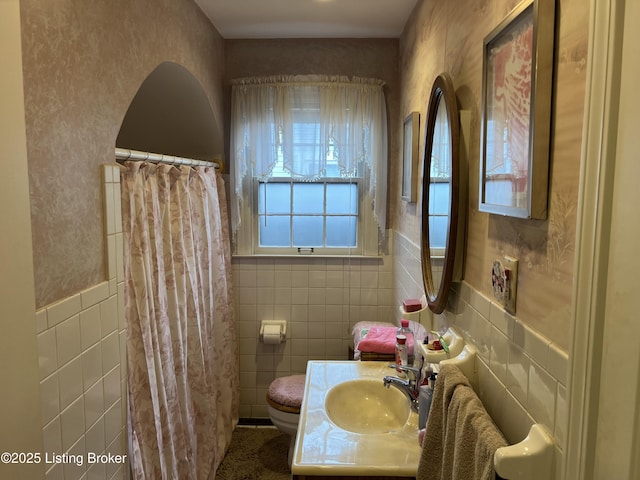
491 260 507 304
491 257 518 314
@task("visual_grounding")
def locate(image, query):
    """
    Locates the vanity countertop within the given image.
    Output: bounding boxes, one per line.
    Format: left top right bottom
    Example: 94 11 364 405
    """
292 361 422 477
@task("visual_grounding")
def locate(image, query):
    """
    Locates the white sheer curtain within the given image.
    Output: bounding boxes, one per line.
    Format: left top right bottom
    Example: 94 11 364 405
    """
230 75 388 239
120 162 239 480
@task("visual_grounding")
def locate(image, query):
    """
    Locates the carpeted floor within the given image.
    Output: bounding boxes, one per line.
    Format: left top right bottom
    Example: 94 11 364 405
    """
216 426 291 480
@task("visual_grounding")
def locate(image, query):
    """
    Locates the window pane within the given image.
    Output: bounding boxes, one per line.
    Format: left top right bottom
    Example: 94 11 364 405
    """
326 184 357 214
428 182 450 215
428 216 448 249
293 184 324 214
257 181 360 250
290 119 323 176
484 179 513 206
326 217 357 247
292 122 320 144
259 216 291 247
324 163 341 177
259 183 291 214
292 216 323 246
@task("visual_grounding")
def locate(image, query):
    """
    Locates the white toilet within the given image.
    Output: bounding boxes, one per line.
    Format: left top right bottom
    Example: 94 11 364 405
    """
266 374 305 466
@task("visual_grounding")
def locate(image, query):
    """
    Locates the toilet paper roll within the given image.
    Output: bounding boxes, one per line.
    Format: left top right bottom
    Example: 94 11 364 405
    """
262 324 282 344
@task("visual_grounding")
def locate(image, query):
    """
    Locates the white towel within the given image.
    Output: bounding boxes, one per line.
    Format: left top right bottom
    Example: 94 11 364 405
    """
417 364 508 480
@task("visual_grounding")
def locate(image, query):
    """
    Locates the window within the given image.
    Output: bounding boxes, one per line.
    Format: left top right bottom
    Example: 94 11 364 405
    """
428 109 452 255
428 180 449 252
483 120 518 206
230 75 388 256
256 132 360 253
258 180 358 250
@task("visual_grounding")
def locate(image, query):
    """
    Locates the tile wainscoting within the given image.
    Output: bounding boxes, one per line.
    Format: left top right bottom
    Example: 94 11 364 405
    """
35 165 128 480
394 231 569 479
233 252 395 418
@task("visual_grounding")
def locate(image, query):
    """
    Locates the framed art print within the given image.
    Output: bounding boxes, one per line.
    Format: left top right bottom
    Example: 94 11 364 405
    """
479 0 555 219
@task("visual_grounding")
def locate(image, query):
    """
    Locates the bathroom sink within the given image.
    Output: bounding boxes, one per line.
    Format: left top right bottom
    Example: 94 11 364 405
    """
294 361 421 477
324 378 411 434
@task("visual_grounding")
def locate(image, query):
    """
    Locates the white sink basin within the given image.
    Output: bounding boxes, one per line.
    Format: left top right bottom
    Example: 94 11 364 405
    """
324 378 411 434
293 361 421 477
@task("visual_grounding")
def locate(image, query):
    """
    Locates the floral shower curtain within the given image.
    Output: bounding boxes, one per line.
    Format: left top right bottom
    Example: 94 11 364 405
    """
120 161 239 479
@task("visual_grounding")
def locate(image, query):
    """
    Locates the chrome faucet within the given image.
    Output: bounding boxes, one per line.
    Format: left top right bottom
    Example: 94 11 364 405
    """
383 363 423 412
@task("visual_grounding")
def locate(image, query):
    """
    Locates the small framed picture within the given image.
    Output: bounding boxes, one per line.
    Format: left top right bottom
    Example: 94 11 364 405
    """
402 112 419 202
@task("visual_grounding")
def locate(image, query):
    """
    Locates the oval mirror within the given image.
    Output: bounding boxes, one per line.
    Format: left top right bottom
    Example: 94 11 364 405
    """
421 73 463 314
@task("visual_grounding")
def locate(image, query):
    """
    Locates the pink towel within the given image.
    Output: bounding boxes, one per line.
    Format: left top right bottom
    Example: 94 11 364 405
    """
357 327 414 354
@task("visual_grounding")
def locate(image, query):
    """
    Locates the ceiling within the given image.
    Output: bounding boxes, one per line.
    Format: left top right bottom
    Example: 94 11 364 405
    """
194 0 419 39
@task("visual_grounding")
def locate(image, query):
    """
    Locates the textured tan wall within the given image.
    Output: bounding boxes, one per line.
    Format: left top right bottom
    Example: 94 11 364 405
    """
398 0 589 350
21 0 225 308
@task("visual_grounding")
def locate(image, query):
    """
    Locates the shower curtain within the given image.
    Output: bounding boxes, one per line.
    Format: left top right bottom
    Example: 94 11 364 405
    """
120 161 239 479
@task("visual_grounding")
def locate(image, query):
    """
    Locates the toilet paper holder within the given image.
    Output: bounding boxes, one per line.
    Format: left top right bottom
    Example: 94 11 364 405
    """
260 320 287 343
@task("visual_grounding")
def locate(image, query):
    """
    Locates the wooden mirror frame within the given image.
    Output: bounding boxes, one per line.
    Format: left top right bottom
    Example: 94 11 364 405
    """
421 73 462 314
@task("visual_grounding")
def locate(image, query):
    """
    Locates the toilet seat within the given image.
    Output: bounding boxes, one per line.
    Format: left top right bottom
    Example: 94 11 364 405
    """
266 374 305 413
266 395 300 414
266 374 306 467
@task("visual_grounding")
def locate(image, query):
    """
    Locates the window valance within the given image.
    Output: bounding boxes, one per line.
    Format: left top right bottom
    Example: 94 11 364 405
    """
230 75 388 240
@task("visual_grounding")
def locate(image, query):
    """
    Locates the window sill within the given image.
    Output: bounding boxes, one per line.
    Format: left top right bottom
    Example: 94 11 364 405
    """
232 253 384 260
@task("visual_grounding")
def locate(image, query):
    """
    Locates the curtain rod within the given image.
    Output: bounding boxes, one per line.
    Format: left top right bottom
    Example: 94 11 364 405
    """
115 147 223 170
231 74 385 88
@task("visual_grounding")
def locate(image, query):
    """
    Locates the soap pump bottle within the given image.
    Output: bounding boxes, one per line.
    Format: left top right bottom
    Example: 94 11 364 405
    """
418 372 437 429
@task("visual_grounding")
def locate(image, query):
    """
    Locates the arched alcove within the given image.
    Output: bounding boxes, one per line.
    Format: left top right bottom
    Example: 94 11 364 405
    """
117 61 222 161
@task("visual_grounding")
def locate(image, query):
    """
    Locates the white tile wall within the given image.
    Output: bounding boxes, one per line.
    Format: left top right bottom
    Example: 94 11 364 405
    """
234 253 395 418
35 165 128 480
394 231 568 479
393 232 436 330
